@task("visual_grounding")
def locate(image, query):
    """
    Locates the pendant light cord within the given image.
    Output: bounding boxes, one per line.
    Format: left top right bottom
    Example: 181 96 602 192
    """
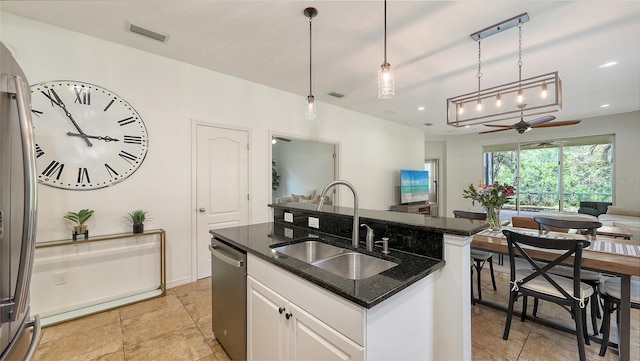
384 0 387 64
309 16 313 96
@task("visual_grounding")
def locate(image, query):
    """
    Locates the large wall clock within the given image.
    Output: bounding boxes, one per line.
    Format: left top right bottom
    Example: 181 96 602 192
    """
30 80 149 190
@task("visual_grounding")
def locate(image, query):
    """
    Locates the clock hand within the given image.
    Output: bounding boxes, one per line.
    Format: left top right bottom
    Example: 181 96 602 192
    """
66 132 120 142
47 89 93 147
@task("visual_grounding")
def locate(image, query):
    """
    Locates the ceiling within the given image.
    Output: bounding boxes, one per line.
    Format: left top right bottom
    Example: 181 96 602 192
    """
2 1 639 136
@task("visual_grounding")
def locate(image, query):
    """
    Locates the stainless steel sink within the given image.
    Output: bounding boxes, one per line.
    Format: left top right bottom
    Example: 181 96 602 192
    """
272 240 347 263
312 252 398 280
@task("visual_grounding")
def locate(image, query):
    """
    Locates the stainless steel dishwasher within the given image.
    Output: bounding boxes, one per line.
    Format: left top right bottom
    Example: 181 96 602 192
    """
209 237 247 361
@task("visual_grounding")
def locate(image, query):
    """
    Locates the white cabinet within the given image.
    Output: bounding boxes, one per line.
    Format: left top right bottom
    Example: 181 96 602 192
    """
248 276 364 361
247 276 287 360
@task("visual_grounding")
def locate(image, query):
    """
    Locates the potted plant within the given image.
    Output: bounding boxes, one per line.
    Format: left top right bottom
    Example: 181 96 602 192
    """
125 209 150 233
63 209 94 239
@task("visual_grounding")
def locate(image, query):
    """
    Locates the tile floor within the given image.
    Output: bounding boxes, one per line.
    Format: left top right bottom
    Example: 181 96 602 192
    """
33 266 638 361
33 278 230 361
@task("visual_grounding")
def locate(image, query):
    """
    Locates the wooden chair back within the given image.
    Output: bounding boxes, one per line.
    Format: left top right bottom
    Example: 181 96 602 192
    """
511 216 569 233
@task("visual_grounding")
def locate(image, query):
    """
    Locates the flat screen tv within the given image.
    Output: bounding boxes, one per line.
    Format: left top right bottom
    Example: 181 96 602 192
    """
400 169 429 204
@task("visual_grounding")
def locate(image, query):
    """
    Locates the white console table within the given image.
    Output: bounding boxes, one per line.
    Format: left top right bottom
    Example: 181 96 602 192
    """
31 229 166 326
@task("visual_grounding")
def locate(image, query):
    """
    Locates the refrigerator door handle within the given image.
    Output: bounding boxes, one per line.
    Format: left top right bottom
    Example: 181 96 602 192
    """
22 315 43 361
9 74 38 322
209 244 243 268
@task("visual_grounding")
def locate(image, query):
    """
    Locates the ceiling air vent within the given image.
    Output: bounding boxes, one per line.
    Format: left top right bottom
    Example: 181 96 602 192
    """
327 92 345 98
128 23 168 43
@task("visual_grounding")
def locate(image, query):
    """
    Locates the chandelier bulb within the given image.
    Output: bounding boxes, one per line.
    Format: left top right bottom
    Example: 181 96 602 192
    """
476 98 483 111
517 88 524 103
541 83 548 98
305 95 317 120
496 93 502 107
457 103 464 115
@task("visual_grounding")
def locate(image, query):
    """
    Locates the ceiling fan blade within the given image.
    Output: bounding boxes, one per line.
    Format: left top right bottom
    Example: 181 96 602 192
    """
483 124 515 128
531 120 581 128
527 115 556 126
479 127 512 134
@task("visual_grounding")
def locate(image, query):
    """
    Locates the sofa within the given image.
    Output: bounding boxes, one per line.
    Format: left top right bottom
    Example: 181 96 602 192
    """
578 201 612 217
275 190 332 205
597 206 640 241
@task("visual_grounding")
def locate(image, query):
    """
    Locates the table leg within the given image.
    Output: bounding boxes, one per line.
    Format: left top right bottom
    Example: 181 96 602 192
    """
619 274 630 361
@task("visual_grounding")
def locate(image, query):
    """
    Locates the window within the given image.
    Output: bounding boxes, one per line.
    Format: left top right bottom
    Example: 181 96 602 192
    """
483 135 614 214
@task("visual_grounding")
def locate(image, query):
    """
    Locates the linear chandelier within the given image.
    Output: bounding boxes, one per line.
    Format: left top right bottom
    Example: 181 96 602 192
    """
447 13 562 127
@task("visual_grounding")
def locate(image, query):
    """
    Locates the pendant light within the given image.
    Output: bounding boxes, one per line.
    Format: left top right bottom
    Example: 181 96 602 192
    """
378 0 395 99
304 7 318 120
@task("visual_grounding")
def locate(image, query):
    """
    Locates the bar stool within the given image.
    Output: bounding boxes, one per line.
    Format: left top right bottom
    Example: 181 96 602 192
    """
453 210 497 303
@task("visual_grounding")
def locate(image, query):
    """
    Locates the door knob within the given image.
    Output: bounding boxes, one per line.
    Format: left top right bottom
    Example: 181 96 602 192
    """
199 208 206 213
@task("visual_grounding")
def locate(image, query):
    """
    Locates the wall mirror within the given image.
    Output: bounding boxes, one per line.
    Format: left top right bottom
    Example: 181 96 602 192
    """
271 135 338 205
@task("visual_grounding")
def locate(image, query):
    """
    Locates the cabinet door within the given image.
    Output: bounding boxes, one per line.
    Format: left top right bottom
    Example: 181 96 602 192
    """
288 303 364 361
247 276 288 361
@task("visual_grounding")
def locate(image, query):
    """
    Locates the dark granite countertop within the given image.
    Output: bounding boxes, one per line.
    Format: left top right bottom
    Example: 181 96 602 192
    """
210 222 445 309
270 202 489 237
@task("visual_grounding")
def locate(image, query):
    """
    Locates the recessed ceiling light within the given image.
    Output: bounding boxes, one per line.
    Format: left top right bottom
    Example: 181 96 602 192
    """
464 125 470 128
598 61 618 68
418 106 425 111
600 104 610 108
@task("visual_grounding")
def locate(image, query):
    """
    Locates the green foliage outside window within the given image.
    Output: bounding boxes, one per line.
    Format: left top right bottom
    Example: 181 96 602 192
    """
485 137 613 212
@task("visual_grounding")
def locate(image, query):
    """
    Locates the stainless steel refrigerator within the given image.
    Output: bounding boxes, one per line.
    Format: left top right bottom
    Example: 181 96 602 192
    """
0 41 42 361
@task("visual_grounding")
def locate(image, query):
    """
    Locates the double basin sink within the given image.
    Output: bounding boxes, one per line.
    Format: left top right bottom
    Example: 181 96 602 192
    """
272 239 397 280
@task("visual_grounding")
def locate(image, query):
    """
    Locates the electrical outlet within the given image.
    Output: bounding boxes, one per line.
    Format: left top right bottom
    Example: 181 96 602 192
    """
284 228 294 238
284 212 294 223
308 217 319 229
54 272 67 285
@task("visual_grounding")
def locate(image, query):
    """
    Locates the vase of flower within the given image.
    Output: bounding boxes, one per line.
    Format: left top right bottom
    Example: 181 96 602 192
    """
484 206 501 231
462 182 515 231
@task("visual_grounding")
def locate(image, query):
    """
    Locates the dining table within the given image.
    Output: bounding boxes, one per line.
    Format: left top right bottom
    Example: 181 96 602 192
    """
472 227 640 361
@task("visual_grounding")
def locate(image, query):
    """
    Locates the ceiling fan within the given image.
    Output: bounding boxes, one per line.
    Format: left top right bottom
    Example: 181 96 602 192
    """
479 115 581 134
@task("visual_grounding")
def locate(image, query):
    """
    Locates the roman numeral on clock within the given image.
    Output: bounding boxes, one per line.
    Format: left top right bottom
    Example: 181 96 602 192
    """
41 89 61 107
77 168 90 184
118 117 135 126
105 163 119 177
119 150 138 164
35 144 45 158
42 160 64 180
74 87 90 105
123 135 143 144
103 98 115 111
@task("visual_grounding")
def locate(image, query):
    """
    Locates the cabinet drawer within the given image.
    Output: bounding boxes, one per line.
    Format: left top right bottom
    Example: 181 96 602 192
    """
248 254 365 346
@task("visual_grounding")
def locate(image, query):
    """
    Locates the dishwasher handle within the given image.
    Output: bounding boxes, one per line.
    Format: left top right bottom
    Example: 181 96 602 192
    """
209 244 244 268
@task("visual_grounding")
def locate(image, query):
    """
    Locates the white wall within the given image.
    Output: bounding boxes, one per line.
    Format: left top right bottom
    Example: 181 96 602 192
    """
1 12 425 286
426 111 640 218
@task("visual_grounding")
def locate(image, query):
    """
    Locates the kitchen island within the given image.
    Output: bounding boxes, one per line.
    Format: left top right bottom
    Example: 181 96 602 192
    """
210 203 487 360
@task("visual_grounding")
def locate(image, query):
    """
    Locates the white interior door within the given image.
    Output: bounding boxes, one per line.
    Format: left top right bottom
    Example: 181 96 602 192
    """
196 125 249 279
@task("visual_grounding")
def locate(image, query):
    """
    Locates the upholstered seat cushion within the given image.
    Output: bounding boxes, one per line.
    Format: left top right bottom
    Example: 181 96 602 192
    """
599 277 640 303
515 269 594 300
533 263 603 281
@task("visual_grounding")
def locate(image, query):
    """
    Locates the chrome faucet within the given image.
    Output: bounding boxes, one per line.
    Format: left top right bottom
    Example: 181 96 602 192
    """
361 224 374 252
317 180 359 249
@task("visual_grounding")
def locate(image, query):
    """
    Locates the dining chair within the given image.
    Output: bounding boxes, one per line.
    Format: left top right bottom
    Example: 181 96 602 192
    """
597 276 640 356
453 210 497 303
502 229 593 361
533 216 603 336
